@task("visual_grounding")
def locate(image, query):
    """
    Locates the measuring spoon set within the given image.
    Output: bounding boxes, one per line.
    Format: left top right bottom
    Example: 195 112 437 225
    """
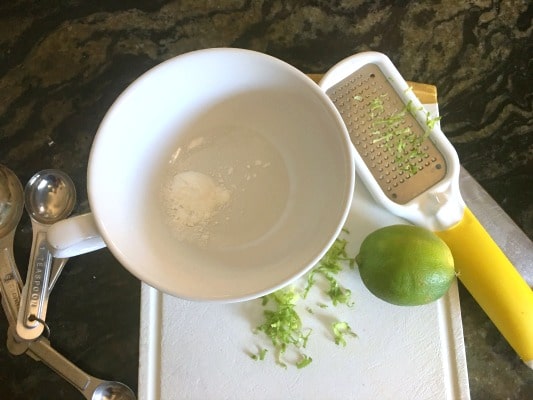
0 164 136 400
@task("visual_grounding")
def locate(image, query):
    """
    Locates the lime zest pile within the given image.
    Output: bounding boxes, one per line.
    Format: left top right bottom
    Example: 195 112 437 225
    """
251 235 358 368
403 85 414 94
296 354 313 369
332 321 357 347
425 111 442 130
250 347 268 361
303 235 356 306
253 287 312 368
369 95 441 175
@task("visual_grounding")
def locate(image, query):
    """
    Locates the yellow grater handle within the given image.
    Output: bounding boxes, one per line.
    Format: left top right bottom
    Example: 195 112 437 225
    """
436 207 533 368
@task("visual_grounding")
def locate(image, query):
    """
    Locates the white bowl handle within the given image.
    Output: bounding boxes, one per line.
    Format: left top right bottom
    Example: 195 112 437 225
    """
46 213 106 258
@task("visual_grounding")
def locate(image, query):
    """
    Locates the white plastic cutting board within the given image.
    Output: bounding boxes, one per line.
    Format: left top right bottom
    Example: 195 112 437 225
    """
138 104 470 400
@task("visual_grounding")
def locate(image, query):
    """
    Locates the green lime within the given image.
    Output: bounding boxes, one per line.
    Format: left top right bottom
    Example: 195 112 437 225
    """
355 225 455 306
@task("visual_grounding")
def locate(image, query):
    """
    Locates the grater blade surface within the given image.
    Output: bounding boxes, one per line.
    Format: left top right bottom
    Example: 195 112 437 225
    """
326 63 447 204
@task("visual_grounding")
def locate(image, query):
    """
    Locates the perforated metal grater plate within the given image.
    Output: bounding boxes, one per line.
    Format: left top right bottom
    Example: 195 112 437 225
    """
326 63 447 204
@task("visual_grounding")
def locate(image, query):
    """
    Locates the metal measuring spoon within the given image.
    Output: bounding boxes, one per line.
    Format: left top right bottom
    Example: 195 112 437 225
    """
0 165 24 326
6 330 136 400
17 169 76 340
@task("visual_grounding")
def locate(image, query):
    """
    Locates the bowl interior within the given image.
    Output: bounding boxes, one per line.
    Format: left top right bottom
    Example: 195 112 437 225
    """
88 49 354 301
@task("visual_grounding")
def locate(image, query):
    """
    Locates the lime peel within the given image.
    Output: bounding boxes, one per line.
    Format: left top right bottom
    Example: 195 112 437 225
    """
356 224 455 306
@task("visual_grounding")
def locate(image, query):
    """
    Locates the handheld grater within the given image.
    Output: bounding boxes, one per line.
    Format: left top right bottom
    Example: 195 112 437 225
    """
320 51 533 369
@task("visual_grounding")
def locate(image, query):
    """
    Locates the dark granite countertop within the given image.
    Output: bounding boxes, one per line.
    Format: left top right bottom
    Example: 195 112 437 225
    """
1 1 532 399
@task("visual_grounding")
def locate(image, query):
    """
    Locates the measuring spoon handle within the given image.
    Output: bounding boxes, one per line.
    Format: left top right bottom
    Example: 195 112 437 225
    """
0 233 22 326
25 336 102 399
48 257 68 293
17 226 52 340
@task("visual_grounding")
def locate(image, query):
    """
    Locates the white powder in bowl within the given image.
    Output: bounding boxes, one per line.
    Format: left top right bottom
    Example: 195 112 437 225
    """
162 170 230 232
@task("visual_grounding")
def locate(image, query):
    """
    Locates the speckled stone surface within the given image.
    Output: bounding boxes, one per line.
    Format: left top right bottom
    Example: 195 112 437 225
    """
0 1 531 399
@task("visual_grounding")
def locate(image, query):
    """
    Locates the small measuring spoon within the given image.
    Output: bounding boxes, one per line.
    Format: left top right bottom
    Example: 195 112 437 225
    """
7 330 136 400
17 169 76 340
0 165 24 326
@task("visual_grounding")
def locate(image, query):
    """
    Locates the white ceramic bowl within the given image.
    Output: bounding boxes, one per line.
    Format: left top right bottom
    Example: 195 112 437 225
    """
50 48 355 302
